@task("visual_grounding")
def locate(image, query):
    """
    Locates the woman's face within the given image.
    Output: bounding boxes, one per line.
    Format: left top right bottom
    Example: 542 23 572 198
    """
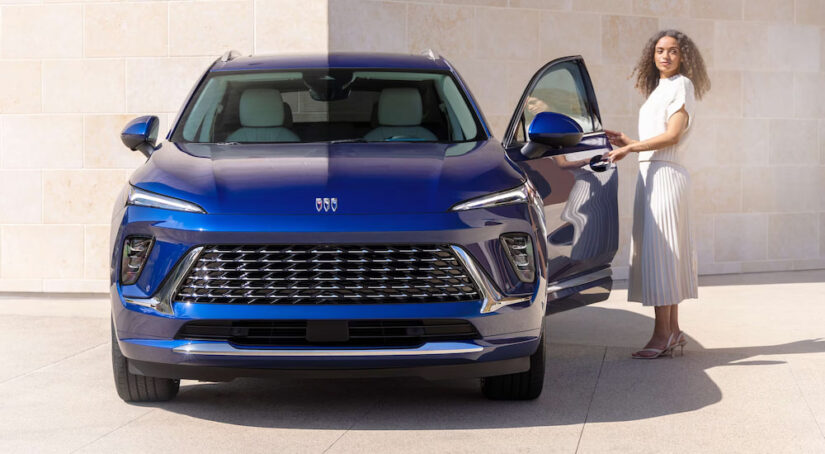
654 36 681 77
525 96 549 116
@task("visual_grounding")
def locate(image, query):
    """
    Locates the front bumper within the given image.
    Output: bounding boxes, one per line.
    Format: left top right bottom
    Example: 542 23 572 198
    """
111 203 547 378
127 356 531 381
114 289 544 377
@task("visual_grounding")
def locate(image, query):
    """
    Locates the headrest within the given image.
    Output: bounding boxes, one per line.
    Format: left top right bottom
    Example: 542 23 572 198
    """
377 88 423 126
239 88 285 127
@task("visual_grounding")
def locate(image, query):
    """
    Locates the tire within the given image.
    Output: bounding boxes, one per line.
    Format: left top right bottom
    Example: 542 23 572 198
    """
481 331 545 400
111 321 179 402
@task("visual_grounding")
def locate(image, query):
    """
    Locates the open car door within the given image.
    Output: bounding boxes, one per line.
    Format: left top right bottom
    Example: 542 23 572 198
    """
503 56 619 314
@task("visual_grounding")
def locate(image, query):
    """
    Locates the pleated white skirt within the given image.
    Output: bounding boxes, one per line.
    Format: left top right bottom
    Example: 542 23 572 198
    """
628 161 698 306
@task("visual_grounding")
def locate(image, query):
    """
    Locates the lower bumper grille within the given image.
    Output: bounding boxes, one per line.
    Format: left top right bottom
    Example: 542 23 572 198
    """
175 319 481 347
174 244 481 305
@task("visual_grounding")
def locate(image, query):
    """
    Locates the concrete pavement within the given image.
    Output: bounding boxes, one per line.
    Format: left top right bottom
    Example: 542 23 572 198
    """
1 270 823 453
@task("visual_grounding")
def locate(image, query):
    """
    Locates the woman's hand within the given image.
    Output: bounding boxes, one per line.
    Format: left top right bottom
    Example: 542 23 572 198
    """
605 145 632 163
605 129 631 147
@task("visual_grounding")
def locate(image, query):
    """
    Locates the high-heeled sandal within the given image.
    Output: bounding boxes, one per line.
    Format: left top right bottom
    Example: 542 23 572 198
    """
674 331 687 356
631 333 676 359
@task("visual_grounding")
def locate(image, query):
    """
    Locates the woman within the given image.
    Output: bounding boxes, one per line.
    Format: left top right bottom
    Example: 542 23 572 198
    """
604 30 710 359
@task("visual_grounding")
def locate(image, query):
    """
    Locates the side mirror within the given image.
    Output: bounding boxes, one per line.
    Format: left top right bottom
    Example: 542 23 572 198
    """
121 116 160 158
521 112 583 159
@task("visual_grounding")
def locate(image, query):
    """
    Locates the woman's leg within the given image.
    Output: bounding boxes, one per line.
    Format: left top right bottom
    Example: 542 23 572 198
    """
634 306 673 357
670 304 680 335
650 305 672 345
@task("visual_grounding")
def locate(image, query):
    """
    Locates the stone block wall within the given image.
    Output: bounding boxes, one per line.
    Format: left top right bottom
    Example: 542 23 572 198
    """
0 0 328 292
0 0 822 292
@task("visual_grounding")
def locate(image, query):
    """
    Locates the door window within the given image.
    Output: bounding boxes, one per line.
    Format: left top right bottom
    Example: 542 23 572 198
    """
519 61 596 139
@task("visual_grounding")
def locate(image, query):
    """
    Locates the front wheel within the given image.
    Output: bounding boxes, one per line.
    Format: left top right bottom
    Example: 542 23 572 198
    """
480 331 545 400
111 321 179 402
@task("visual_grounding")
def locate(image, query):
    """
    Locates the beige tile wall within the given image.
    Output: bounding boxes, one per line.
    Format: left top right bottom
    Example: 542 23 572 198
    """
0 0 822 293
0 0 328 292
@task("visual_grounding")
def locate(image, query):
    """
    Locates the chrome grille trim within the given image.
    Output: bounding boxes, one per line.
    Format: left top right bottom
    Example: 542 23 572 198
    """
172 341 483 357
174 319 481 347
124 246 204 315
174 244 481 305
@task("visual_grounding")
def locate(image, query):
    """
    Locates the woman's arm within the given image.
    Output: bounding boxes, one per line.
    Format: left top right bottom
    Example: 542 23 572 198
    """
604 129 638 147
606 107 689 162
628 106 689 151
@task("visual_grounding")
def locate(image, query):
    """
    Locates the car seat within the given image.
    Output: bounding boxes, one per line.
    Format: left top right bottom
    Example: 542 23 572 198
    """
363 88 437 141
227 88 300 142
283 102 293 128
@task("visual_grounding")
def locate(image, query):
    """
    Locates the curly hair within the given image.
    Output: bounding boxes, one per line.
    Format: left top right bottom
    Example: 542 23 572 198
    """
631 29 710 100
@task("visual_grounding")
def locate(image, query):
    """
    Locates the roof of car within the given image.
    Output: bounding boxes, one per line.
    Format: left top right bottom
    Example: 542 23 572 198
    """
210 52 453 72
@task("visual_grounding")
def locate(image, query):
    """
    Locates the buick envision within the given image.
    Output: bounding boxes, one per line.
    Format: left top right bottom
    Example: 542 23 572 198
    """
111 51 618 402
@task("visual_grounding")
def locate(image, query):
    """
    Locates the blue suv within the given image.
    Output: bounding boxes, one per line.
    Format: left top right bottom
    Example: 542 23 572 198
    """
111 51 618 402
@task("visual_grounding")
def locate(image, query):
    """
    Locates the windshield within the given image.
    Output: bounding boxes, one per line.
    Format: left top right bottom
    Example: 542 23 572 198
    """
171 69 486 144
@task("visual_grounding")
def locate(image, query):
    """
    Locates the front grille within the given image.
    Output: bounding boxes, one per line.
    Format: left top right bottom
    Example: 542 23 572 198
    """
174 244 481 305
175 319 480 347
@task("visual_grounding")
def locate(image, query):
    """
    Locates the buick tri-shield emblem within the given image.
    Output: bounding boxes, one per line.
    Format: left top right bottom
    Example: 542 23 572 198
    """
316 197 338 212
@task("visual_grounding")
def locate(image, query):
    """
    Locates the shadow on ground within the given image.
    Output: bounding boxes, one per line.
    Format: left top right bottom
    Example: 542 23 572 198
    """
141 308 824 430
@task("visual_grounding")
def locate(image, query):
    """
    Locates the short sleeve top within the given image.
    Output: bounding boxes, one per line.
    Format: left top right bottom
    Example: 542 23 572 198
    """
637 74 695 164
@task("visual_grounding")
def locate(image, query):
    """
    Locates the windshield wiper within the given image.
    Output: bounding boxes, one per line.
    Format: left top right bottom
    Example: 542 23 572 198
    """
215 141 240 146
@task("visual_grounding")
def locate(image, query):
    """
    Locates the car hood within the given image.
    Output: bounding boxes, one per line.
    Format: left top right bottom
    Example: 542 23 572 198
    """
130 141 525 215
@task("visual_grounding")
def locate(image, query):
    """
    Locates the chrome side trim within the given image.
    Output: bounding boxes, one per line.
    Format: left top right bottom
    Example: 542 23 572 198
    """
173 341 483 357
123 246 204 315
450 246 529 313
546 267 612 294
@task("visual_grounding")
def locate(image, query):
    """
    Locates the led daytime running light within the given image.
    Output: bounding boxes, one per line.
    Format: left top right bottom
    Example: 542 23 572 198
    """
451 183 529 211
128 186 205 213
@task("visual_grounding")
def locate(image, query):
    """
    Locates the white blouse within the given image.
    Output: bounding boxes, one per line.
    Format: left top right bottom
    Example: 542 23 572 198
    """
637 74 695 165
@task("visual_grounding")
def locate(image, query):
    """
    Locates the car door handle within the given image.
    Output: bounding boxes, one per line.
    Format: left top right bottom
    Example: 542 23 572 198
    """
589 155 610 172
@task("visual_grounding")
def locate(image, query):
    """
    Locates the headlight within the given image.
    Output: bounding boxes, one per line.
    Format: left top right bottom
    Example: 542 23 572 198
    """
121 236 154 285
500 233 535 282
450 183 529 211
127 186 205 213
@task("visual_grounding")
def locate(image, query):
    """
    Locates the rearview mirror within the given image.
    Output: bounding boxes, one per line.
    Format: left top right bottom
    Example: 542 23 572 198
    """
521 112 583 159
121 116 160 158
